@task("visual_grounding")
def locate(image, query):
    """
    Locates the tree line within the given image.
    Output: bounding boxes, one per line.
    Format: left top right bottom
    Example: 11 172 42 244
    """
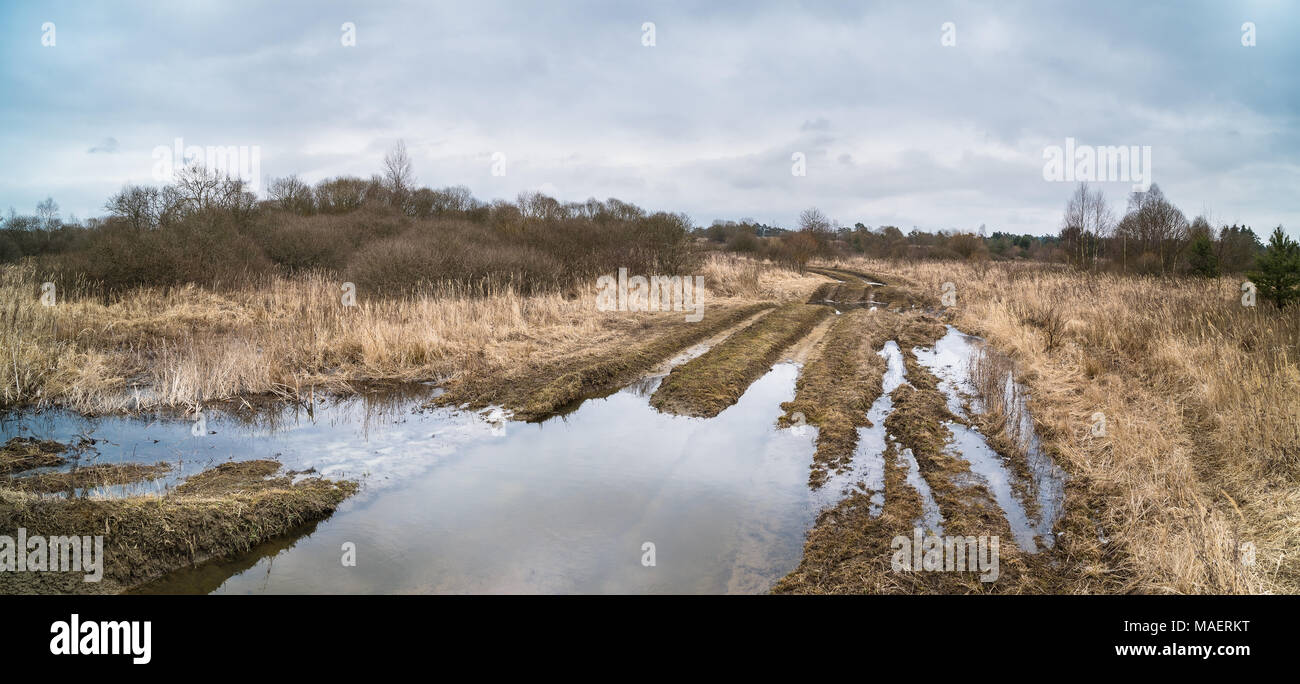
1 142 697 297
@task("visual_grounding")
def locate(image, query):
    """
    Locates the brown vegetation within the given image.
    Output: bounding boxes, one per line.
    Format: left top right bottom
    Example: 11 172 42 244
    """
0 458 356 594
793 257 1296 594
649 303 832 417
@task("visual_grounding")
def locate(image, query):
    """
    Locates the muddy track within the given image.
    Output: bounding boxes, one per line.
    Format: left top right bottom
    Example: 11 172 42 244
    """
807 265 887 286
430 302 776 421
779 310 890 487
778 347 1041 591
807 281 871 304
650 303 832 418
775 281 1078 593
809 265 935 310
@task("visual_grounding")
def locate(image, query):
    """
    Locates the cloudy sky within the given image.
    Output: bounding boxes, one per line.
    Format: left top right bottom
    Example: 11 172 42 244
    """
2 0 1297 236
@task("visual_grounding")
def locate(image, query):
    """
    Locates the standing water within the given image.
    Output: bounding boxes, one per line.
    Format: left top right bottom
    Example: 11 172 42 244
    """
2 364 825 594
2 325 1066 590
912 326 1067 551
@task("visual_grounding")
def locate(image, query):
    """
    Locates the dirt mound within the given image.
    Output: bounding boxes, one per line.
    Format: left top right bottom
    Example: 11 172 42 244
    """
0 458 357 594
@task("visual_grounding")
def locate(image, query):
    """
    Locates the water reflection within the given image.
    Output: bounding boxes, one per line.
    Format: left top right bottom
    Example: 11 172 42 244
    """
912 326 1067 551
4 364 823 594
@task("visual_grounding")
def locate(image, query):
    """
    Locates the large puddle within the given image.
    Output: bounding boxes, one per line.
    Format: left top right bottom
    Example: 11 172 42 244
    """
2 364 824 594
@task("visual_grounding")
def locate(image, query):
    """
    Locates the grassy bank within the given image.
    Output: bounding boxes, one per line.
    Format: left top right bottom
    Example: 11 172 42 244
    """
0 437 69 474
6 462 172 494
0 457 356 594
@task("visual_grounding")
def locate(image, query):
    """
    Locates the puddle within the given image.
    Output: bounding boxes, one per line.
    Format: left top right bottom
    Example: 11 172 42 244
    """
999 371 1067 545
814 341 943 533
3 363 832 594
816 343 906 511
911 326 1067 552
898 447 944 534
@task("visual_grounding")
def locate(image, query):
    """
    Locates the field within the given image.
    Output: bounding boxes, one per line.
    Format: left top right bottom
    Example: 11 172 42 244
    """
1 252 1296 594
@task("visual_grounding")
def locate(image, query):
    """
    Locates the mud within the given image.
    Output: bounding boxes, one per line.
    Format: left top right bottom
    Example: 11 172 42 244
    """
779 310 891 487
0 437 69 475
774 280 1073 593
431 302 776 421
650 303 832 417
811 266 935 311
0 457 357 594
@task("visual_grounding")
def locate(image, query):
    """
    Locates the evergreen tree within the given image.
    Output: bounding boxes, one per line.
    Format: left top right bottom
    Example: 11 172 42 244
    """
1187 233 1219 277
1247 227 1300 308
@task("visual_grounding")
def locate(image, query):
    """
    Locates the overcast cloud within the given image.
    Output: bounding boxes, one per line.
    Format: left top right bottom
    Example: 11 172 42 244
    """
2 0 1297 235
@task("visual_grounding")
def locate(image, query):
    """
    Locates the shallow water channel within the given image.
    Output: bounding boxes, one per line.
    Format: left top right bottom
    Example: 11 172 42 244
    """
1 323 1065 593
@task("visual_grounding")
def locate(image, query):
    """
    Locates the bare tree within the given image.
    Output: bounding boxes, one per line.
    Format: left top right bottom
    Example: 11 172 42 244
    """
1084 185 1114 271
1059 182 1113 269
798 206 831 233
1116 183 1188 274
166 163 257 223
314 176 370 213
35 196 59 229
783 230 819 273
517 191 565 222
105 185 162 230
382 139 415 211
268 175 314 214
174 163 226 213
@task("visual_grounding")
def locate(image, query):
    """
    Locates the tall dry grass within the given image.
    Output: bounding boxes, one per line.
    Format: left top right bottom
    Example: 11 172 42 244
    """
1 254 819 414
832 256 1299 594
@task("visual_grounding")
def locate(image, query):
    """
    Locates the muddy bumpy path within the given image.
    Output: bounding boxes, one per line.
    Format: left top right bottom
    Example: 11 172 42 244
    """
1 265 1077 594
769 267 1072 593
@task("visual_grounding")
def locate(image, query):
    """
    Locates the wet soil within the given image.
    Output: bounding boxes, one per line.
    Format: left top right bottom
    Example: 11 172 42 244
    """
0 456 356 594
650 303 832 417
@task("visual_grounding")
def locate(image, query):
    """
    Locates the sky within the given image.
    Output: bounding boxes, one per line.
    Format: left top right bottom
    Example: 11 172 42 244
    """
1 0 1297 236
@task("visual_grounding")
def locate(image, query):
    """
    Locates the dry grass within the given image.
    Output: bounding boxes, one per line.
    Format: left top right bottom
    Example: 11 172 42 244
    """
830 256 1298 594
1 254 822 414
6 462 172 494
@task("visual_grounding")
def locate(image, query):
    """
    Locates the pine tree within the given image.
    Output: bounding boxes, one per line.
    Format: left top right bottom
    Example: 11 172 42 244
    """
1247 227 1300 308
1187 233 1219 277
